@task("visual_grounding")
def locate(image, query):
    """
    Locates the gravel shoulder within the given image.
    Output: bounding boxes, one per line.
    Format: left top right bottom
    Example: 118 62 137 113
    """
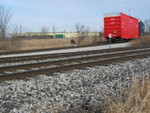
0 43 130 58
0 57 150 113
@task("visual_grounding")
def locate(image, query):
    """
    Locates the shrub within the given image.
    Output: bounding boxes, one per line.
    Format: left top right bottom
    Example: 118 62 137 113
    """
131 36 150 47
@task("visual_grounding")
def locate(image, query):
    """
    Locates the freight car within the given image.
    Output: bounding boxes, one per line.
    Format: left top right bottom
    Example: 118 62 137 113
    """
104 12 144 42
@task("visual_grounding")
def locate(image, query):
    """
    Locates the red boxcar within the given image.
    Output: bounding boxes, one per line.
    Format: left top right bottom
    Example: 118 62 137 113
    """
104 12 140 41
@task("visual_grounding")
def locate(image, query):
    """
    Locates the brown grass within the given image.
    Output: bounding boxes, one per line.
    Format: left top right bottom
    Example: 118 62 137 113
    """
0 37 104 51
131 36 150 47
106 76 150 113
20 38 72 50
0 38 23 51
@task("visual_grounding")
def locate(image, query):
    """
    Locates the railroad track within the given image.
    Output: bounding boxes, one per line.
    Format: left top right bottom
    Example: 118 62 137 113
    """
0 47 144 64
0 47 150 82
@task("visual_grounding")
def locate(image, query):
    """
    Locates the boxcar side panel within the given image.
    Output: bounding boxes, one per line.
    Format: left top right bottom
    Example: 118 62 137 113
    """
104 16 121 39
121 13 140 39
104 12 140 40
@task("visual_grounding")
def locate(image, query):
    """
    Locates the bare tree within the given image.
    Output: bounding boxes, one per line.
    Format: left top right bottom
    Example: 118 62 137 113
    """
11 24 26 37
82 26 90 37
52 24 56 38
52 24 56 33
144 19 150 34
12 24 19 36
41 26 49 37
18 24 26 35
75 22 82 37
0 4 12 38
75 22 90 45
75 22 90 37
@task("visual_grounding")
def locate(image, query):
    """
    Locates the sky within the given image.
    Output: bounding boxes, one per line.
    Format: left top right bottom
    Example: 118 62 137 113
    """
1 0 150 32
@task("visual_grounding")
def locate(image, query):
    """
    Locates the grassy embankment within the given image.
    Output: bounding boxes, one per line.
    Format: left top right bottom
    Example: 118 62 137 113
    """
105 76 150 113
131 35 150 47
0 37 104 51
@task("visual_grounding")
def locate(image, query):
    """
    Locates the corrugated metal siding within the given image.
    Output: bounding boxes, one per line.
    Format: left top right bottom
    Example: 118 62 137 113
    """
104 12 140 39
121 13 139 39
104 15 121 38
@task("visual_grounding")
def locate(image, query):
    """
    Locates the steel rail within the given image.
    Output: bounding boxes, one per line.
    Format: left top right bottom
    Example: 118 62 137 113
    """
0 47 147 64
0 49 150 72
0 51 150 82
0 47 150 65
0 47 133 63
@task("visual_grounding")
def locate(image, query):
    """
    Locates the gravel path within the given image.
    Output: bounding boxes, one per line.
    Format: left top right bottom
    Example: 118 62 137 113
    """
0 43 130 58
0 57 150 113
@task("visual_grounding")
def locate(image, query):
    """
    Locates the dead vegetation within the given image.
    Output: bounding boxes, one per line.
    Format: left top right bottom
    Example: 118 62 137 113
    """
106 76 150 113
131 36 150 47
0 37 104 51
0 38 22 51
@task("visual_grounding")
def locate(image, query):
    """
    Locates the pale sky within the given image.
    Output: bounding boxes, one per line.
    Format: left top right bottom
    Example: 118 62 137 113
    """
1 0 150 32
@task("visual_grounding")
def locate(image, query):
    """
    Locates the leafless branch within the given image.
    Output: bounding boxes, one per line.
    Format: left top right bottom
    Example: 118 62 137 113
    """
11 24 26 37
41 26 49 37
75 22 90 45
0 4 12 38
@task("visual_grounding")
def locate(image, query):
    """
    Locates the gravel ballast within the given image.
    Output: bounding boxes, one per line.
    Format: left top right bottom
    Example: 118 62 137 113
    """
0 57 150 113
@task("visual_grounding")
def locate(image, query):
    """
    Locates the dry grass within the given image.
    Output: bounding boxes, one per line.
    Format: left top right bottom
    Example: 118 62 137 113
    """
20 38 72 50
77 37 104 46
0 38 23 51
0 37 104 51
131 36 150 47
106 76 150 113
